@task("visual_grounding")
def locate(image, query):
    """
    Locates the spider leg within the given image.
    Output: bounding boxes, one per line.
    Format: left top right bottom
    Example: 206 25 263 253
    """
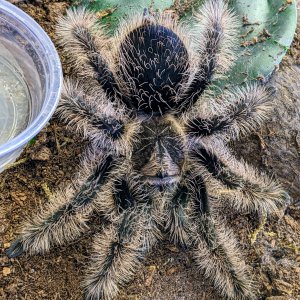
187 174 255 299
176 0 238 111
185 84 275 141
6 153 116 258
192 141 287 215
165 174 209 246
56 8 121 99
191 214 255 300
83 182 159 300
165 183 190 246
57 79 138 153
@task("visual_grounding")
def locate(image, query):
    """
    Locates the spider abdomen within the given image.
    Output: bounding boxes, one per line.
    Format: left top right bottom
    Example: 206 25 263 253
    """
119 23 189 114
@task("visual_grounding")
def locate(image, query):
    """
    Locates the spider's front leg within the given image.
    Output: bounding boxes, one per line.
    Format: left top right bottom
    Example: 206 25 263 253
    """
84 180 160 300
165 183 190 246
187 174 255 300
192 214 255 300
6 152 116 258
193 141 287 215
84 212 148 300
165 173 209 246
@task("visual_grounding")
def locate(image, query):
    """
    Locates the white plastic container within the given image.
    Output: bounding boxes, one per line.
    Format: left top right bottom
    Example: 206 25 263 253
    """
0 0 62 172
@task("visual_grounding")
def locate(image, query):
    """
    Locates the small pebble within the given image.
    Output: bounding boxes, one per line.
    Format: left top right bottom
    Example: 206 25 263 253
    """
3 242 10 248
2 267 11 276
144 265 156 287
30 146 52 161
166 267 178 276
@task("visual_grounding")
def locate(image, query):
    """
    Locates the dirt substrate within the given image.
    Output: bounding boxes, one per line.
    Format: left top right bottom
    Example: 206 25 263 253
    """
0 1 300 300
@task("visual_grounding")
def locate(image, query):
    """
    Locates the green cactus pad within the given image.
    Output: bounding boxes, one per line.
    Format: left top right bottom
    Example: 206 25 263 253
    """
74 0 174 33
73 0 297 85
225 0 297 85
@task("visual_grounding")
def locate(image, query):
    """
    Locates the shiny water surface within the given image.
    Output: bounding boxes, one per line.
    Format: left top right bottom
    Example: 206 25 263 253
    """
0 56 30 145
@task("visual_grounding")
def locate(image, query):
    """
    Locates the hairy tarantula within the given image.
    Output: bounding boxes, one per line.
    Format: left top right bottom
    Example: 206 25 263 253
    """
7 0 286 299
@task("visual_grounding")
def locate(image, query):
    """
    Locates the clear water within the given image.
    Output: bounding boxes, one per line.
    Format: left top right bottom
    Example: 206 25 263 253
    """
0 56 30 145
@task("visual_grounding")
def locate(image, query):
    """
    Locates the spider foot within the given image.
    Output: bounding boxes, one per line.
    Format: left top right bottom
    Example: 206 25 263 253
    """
83 292 98 300
6 238 24 258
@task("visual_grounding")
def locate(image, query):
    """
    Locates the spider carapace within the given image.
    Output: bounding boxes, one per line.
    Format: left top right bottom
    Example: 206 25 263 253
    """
132 117 185 185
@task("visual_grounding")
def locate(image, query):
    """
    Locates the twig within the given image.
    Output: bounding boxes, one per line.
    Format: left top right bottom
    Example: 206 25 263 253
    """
53 123 61 154
4 158 27 171
249 214 267 245
41 183 52 200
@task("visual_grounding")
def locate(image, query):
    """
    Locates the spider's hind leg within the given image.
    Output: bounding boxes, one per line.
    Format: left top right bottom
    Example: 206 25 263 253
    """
6 152 116 258
176 0 239 111
185 84 275 141
57 79 138 154
56 8 120 99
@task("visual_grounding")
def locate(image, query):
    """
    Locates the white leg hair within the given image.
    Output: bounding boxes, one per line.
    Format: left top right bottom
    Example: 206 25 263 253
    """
56 7 120 98
171 166 256 299
191 214 255 300
192 0 239 76
176 0 239 110
6 152 115 257
185 83 275 142
57 78 139 155
164 183 191 246
193 139 287 216
83 204 158 300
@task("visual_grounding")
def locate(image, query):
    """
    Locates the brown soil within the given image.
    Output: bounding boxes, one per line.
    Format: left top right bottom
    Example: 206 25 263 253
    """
1 1 300 300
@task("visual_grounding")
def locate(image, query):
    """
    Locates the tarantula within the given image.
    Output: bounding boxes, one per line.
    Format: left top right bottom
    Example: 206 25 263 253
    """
7 0 286 299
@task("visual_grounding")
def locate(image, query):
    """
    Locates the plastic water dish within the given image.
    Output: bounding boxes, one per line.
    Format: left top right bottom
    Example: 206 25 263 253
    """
0 0 62 172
